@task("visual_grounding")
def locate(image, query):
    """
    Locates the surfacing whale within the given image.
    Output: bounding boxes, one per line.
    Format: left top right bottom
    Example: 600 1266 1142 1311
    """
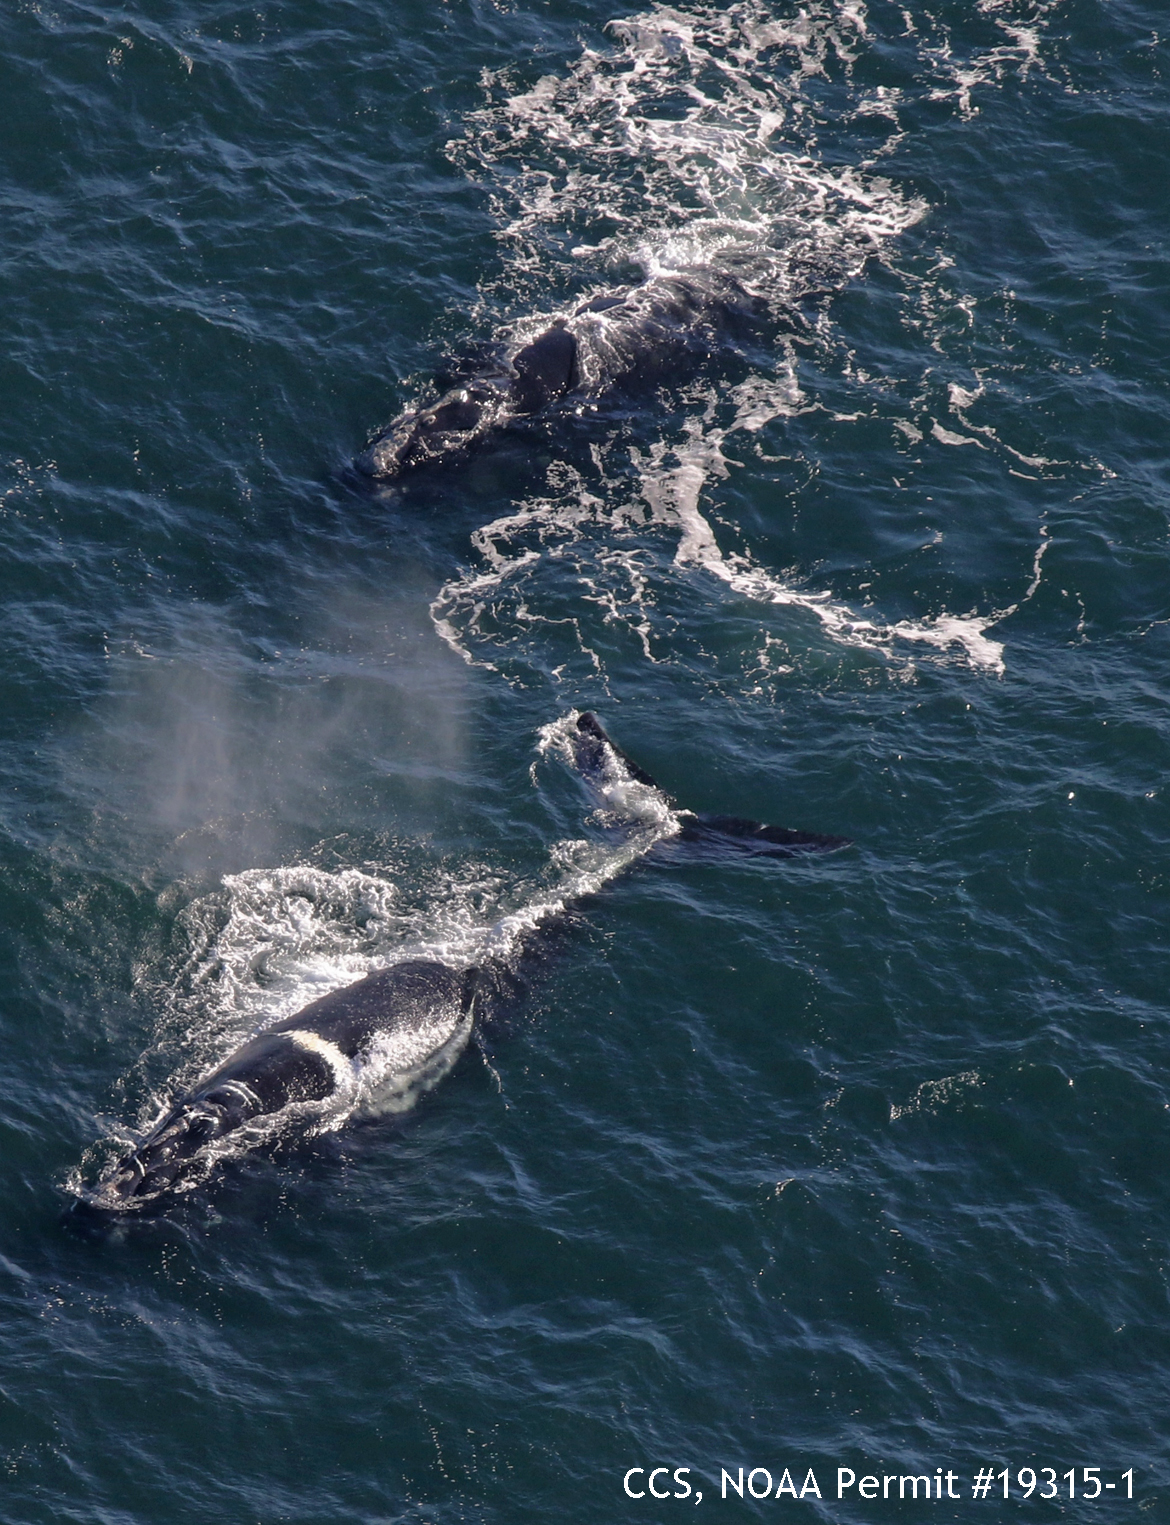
356 269 764 479
67 713 847 1229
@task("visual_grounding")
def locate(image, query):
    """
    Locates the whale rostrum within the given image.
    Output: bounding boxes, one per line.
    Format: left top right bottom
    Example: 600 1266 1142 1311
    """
69 713 847 1226
356 270 765 479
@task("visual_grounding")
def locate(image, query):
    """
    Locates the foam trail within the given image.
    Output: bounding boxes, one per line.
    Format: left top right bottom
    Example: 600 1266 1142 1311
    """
456 0 927 310
921 0 1064 119
432 421 1008 677
637 425 1007 673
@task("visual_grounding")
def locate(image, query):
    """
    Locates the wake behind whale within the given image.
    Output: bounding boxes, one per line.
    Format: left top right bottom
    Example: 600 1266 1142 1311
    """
67 713 846 1228
356 2 927 486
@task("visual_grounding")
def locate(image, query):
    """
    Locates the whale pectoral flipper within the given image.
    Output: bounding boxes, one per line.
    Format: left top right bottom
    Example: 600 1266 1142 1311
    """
676 813 851 858
573 710 661 788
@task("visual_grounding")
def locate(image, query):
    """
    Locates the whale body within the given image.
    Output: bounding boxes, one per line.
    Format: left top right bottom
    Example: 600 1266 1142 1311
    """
69 713 847 1226
356 269 763 479
80 962 479 1216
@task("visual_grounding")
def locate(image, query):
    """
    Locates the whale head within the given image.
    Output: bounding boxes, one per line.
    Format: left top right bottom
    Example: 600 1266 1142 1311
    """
66 1026 344 1230
67 1081 262 1232
356 382 508 478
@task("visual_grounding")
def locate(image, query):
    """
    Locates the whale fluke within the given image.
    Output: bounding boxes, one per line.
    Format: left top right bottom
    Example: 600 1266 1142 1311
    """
674 813 851 858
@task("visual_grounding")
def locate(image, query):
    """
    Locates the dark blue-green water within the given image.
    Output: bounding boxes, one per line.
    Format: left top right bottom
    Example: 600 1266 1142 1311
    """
3 0 1170 1519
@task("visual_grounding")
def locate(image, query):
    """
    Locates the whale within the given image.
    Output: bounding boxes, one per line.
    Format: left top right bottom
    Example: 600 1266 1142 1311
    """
74 961 480 1217
355 268 765 479
67 712 847 1228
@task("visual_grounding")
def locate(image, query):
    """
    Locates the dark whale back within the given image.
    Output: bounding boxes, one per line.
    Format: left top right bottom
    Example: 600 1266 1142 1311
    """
569 271 761 393
510 323 580 412
267 960 474 1055
68 717 848 1229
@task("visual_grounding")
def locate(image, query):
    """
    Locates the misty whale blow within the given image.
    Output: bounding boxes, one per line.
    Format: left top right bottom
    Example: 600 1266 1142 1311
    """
356 269 763 479
69 713 846 1228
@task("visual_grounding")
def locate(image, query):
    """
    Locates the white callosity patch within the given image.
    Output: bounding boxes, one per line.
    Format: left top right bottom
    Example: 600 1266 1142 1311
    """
432 0 1062 682
282 1028 360 1098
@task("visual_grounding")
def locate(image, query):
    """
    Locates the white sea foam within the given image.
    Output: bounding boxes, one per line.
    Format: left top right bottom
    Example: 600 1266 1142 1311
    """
638 424 1008 673
889 1069 983 1121
456 0 924 308
432 426 1009 677
920 0 1065 119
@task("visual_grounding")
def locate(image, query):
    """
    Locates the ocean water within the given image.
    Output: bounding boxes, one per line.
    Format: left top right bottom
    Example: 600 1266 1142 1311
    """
2 0 1169 1518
